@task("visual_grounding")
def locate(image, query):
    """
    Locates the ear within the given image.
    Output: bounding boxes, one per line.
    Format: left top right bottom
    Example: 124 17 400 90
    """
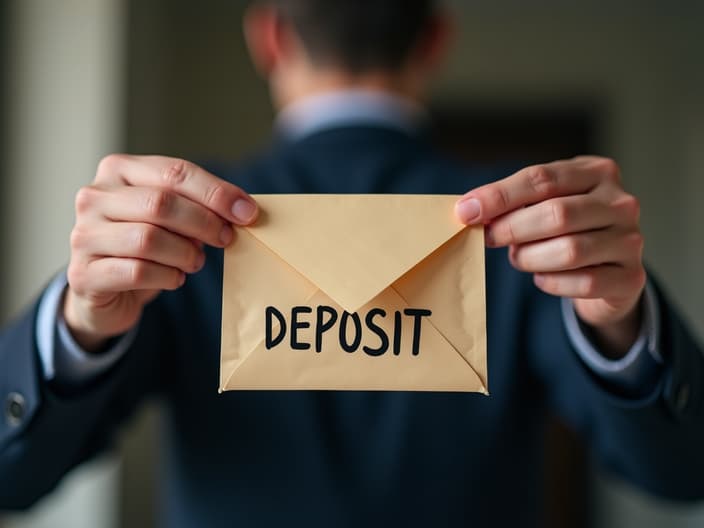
243 4 282 76
415 12 454 71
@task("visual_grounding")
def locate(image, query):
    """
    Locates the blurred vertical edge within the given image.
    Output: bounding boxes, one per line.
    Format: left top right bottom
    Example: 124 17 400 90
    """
0 0 8 324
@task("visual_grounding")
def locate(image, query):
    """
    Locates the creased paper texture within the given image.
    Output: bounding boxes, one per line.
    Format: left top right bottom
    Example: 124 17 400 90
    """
220 194 487 393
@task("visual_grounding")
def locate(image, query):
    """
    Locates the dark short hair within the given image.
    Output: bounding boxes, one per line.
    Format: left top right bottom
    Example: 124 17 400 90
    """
271 0 437 73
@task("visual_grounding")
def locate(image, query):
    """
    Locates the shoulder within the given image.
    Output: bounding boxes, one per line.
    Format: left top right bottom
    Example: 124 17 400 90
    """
200 131 527 195
199 144 286 194
393 140 526 194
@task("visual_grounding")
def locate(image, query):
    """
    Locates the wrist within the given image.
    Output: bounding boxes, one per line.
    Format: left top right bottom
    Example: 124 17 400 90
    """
62 289 111 353
580 296 643 360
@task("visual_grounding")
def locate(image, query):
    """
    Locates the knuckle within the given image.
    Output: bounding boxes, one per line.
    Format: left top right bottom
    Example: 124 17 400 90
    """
69 226 90 251
96 153 126 179
503 220 517 244
483 185 509 213
66 262 86 294
581 273 599 297
635 268 647 290
492 219 516 245
562 237 582 267
203 183 226 210
527 165 558 197
618 194 641 222
144 189 173 219
627 231 645 256
597 157 621 182
134 225 160 255
629 267 647 291
549 201 570 231
74 186 99 215
162 158 190 187
128 259 149 285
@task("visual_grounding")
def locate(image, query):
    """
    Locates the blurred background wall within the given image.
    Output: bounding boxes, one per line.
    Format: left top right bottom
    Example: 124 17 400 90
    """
0 0 126 527
1 1 702 527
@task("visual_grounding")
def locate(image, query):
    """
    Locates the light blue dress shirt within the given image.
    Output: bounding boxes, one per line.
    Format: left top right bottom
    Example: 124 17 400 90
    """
36 273 138 385
36 89 663 389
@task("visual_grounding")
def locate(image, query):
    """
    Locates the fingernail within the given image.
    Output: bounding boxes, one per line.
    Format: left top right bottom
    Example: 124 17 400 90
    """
232 198 257 224
456 198 481 224
220 225 233 246
533 274 545 286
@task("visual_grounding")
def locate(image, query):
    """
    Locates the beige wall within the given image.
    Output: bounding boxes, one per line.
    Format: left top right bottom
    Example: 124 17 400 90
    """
1 0 126 527
123 1 272 158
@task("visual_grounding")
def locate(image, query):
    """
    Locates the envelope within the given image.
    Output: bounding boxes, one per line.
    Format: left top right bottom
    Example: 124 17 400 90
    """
220 194 487 393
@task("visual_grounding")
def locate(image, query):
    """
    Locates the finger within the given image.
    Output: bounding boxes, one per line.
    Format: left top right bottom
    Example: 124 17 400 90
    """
76 185 234 247
485 195 619 247
456 157 620 224
533 264 644 300
82 258 185 293
94 154 258 225
72 222 205 274
509 229 644 273
134 289 160 306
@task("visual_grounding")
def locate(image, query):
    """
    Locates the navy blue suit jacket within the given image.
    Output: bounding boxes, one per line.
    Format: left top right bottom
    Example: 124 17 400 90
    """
1 125 703 527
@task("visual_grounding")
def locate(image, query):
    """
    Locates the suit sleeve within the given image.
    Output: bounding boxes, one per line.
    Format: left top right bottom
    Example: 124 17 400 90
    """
527 274 704 501
36 272 137 385
0 286 173 510
561 282 664 395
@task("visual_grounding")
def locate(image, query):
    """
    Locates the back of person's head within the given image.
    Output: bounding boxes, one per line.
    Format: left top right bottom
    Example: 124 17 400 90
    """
270 0 439 73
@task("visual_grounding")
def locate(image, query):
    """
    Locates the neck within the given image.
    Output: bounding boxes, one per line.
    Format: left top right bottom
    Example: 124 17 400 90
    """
271 67 424 111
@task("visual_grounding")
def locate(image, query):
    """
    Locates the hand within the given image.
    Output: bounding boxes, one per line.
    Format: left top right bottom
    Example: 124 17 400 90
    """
65 154 258 351
455 156 646 358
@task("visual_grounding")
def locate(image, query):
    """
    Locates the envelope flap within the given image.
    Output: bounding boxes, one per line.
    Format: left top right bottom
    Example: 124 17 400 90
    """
244 194 466 313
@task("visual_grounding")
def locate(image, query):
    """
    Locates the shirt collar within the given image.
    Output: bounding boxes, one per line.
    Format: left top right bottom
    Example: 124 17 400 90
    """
275 89 428 141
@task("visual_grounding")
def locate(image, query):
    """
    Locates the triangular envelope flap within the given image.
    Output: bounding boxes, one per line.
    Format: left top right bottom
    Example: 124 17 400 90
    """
245 194 466 313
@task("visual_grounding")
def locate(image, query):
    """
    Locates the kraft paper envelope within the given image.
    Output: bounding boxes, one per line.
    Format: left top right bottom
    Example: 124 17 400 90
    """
220 194 487 393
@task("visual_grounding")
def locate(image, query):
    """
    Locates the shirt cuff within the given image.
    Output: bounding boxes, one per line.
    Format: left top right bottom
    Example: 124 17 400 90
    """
35 272 137 385
561 281 663 395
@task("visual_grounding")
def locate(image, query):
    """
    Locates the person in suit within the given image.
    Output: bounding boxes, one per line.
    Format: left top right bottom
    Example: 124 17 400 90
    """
1 0 702 526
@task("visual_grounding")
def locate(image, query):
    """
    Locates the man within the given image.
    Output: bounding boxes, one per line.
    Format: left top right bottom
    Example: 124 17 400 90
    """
1 0 702 526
